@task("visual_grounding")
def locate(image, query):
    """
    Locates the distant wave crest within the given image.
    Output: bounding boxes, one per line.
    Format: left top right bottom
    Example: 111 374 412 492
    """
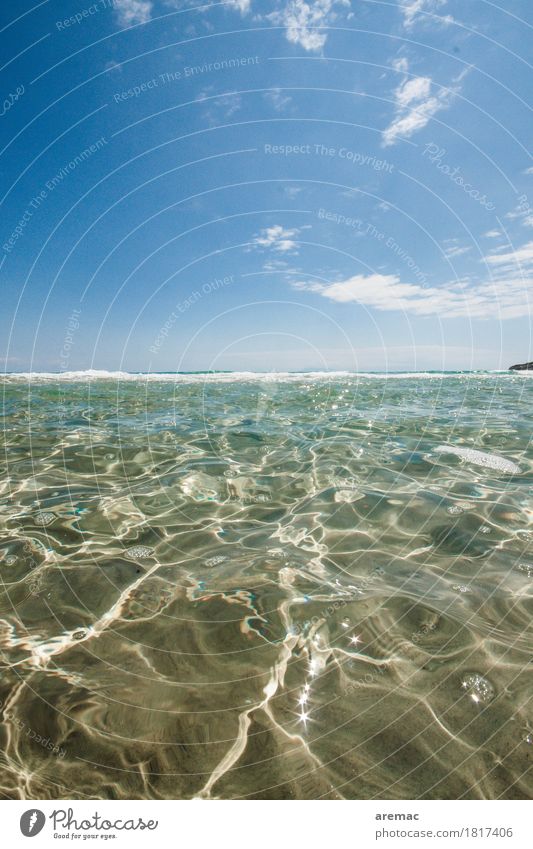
1 368 531 383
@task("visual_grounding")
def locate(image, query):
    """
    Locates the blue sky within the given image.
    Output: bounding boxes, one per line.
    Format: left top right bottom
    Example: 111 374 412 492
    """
1 0 532 371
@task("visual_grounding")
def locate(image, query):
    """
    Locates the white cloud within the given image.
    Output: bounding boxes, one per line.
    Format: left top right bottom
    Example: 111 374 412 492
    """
400 0 448 29
392 57 409 73
217 92 242 117
197 89 242 121
252 224 301 253
294 266 533 320
269 0 348 52
264 88 292 111
505 199 533 227
225 0 251 11
395 75 432 107
444 245 471 259
382 60 460 146
263 260 287 269
486 241 533 268
484 229 502 238
114 0 152 25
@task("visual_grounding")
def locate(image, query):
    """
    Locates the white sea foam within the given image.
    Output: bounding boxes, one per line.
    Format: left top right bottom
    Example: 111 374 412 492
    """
434 445 521 474
0 369 528 383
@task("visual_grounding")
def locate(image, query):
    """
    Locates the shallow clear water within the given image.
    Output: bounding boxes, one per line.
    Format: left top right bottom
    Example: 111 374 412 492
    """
0 372 532 799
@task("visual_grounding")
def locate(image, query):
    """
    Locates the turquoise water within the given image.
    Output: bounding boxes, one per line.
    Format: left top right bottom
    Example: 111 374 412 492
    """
0 372 532 799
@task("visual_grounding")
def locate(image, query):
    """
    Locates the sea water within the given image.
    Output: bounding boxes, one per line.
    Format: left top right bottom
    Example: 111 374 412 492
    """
0 371 531 799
